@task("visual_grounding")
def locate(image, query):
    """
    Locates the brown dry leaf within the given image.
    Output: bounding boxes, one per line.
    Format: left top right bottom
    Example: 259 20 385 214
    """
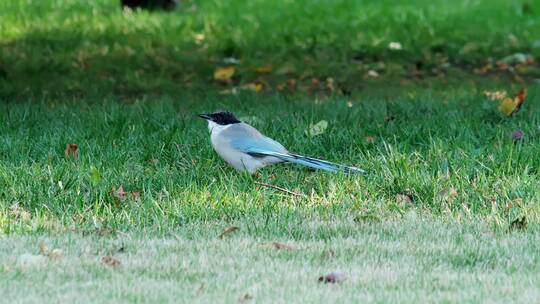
64 144 79 160
95 227 115 235
131 191 141 201
39 242 63 260
318 272 347 284
396 193 413 204
49 249 64 260
213 66 235 83
218 226 239 239
438 187 458 202
272 242 295 250
39 242 49 255
323 249 336 259
112 186 127 202
101 256 121 267
239 293 253 303
9 203 31 221
365 136 376 144
276 83 286 91
255 64 273 73
309 78 319 91
287 79 297 92
474 63 493 75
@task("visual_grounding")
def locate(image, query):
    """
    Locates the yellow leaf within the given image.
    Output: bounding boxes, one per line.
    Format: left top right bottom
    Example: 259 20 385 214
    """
242 83 264 93
498 97 517 116
255 64 273 73
213 66 235 83
498 89 527 116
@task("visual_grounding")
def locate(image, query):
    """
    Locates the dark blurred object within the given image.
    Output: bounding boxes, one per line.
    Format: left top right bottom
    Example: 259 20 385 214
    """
121 0 177 10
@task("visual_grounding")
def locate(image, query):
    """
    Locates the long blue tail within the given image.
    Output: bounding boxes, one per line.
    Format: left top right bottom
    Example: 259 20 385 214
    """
255 151 366 174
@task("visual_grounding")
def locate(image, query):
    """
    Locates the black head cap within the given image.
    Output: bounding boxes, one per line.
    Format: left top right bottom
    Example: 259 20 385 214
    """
198 111 241 125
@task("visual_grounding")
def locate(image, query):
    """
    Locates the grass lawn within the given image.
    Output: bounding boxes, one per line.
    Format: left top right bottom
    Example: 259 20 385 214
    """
2 218 540 303
1 0 540 302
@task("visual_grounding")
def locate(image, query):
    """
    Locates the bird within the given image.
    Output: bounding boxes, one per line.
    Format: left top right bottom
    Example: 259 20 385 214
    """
198 111 365 175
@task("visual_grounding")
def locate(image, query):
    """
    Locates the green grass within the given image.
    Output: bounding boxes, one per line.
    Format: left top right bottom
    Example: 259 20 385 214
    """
1 88 539 233
1 0 540 98
2 217 540 303
2 0 540 302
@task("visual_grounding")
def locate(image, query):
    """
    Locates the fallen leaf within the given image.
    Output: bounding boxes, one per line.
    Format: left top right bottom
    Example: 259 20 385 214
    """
196 284 206 296
438 187 458 203
193 33 205 44
131 191 141 201
326 77 335 92
39 242 49 255
287 79 297 92
219 88 238 95
64 144 79 160
306 120 328 137
95 227 115 235
367 70 379 78
49 249 64 260
483 90 507 101
112 186 127 202
255 64 273 73
272 242 295 250
322 249 336 259
498 89 526 116
241 82 264 93
9 203 31 220
388 42 402 50
499 53 534 65
511 130 524 142
395 193 413 204
309 78 319 91
214 66 235 83
239 293 253 303
218 226 239 239
364 136 376 144
101 256 121 267
275 63 296 75
318 272 347 284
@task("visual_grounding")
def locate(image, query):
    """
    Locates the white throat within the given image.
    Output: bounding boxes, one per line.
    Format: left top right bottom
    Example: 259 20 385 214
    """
207 120 230 135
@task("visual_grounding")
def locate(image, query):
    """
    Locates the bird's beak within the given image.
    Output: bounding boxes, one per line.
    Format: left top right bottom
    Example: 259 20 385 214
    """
198 113 212 120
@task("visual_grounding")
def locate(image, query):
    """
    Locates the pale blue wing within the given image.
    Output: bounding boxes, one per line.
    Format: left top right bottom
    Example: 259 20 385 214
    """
222 123 288 155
